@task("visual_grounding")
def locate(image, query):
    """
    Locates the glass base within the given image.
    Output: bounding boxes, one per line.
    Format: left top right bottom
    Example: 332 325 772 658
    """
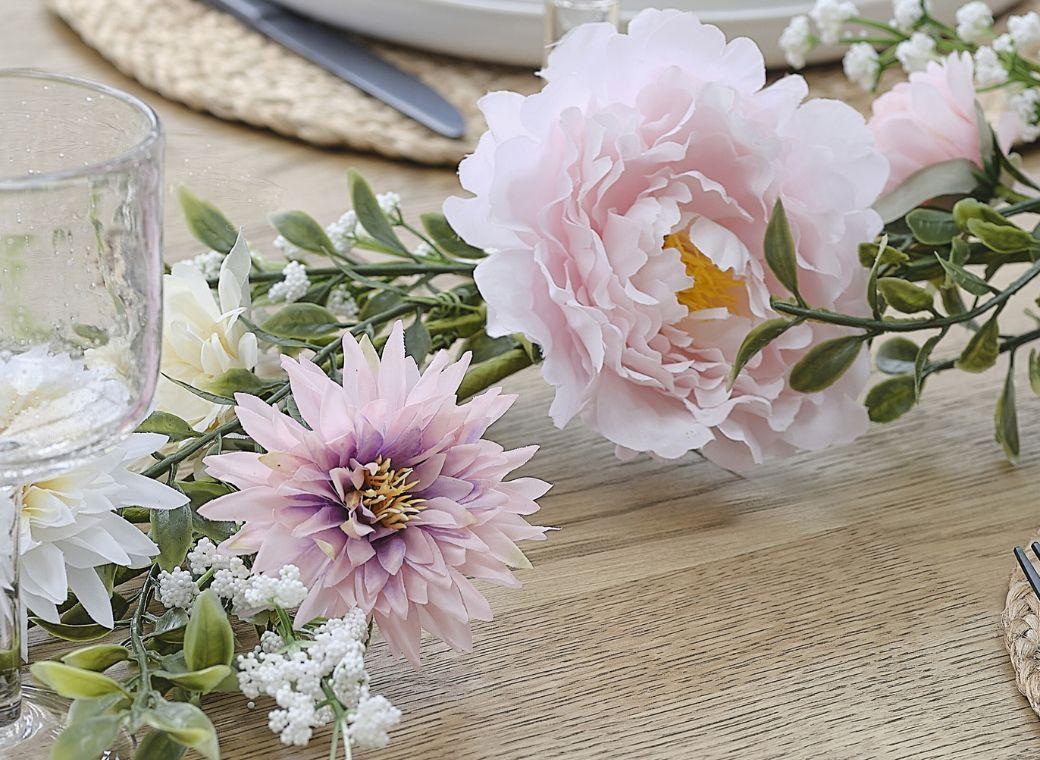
0 691 133 759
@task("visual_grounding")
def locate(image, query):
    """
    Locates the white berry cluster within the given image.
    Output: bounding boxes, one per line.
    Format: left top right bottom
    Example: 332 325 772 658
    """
892 0 929 31
274 234 306 263
327 284 359 320
376 191 401 216
156 566 197 609
325 210 359 255
955 2 993 44
895 31 936 72
237 609 400 750
1012 87 1040 142
189 250 225 280
268 260 310 303
843 42 880 90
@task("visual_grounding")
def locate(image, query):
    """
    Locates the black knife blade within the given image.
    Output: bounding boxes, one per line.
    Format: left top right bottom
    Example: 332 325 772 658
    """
204 0 466 139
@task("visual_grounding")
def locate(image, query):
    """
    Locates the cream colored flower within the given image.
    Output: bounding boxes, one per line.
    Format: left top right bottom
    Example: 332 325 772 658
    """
155 235 258 431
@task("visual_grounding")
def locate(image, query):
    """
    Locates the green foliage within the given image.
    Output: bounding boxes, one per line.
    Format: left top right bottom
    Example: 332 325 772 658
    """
876 278 933 314
51 715 122 760
865 375 917 423
177 188 238 254
420 212 486 259
151 504 193 572
967 218 1038 254
269 210 336 254
935 253 992 297
30 618 112 643
955 316 1000 373
728 318 796 389
404 314 432 363
789 335 866 393
143 700 220 760
952 198 1012 230
763 200 801 302
203 368 275 398
906 208 958 245
260 302 340 340
995 361 1020 464
30 662 127 700
134 730 187 760
348 169 409 255
153 665 232 694
876 337 918 375
136 412 200 442
1030 349 1040 396
184 591 234 672
60 645 129 672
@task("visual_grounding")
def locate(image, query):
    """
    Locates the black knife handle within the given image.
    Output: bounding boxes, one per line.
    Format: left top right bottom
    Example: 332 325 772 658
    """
205 0 283 24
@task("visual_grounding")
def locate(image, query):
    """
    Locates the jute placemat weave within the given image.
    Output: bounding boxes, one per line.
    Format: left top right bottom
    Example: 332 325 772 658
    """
47 0 541 165
1003 546 1040 717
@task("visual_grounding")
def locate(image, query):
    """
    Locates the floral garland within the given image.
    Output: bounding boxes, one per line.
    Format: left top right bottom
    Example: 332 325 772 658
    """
18 3 1040 758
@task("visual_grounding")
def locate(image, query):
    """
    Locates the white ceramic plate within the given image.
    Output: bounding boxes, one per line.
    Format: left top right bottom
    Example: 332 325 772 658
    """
274 0 1020 68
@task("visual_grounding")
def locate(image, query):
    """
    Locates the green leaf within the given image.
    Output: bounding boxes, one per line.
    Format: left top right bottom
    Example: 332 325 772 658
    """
161 374 234 406
939 285 968 317
30 618 111 643
464 332 519 364
203 368 274 398
952 198 1013 230
955 315 1000 373
51 715 122 760
269 210 336 254
60 645 128 672
457 348 533 401
177 188 238 254
789 335 866 393
967 218 1039 254
876 278 934 314
152 608 190 644
135 412 200 442
144 701 220 760
134 730 187 760
915 331 944 397
763 200 801 301
419 212 486 259
403 315 432 364
178 482 237 543
874 158 978 223
238 315 320 349
995 361 1020 464
348 170 408 255
906 208 958 245
359 290 403 322
184 590 234 671
153 665 232 694
728 318 795 389
935 253 993 297
876 337 919 375
950 237 970 266
30 662 127 700
260 302 340 340
865 375 917 423
858 242 908 268
1030 349 1040 396
151 504 193 572
67 694 128 725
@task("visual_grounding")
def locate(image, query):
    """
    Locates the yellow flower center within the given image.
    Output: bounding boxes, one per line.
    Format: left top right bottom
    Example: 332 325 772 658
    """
664 231 743 313
360 456 425 531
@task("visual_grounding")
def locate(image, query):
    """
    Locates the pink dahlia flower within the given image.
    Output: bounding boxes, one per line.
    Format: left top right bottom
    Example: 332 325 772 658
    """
444 9 888 469
870 52 994 193
199 323 549 664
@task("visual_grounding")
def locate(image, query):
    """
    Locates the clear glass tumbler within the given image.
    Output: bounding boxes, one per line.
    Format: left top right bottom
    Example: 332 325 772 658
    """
0 69 164 754
544 0 621 56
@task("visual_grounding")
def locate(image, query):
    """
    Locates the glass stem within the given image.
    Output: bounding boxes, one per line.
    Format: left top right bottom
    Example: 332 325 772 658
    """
0 486 21 728
544 0 620 59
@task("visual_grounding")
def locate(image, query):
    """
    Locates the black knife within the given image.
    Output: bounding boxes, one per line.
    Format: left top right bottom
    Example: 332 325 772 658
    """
203 0 466 139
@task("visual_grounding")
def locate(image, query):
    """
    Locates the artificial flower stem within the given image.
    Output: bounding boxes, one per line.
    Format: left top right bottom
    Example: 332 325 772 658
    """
924 326 1040 377
772 257 1040 332
129 566 158 721
207 261 475 287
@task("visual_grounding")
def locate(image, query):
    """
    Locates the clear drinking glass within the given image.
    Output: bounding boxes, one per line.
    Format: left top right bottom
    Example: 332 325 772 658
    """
544 0 620 57
0 69 164 754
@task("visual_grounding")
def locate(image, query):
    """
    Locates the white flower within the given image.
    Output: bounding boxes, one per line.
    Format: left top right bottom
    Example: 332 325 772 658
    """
376 191 400 215
891 0 927 31
156 566 197 609
896 31 936 72
348 693 401 750
239 565 308 613
780 15 813 68
19 433 187 627
274 235 306 263
843 42 880 90
955 1 992 43
325 210 358 255
810 0 857 45
267 261 309 304
1009 12 1040 54
974 46 1006 87
156 235 257 432
326 285 358 320
189 250 224 280
993 33 1015 53
1011 87 1040 141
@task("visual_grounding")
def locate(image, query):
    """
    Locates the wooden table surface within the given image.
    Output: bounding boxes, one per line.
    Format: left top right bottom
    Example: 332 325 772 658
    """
7 3 1040 758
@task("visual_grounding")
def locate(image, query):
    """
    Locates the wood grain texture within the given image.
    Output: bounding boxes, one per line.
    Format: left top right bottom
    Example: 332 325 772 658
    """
6 2 1040 757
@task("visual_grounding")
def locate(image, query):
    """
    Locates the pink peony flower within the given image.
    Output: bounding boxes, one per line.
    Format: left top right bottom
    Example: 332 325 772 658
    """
199 323 549 664
444 9 888 470
870 52 990 193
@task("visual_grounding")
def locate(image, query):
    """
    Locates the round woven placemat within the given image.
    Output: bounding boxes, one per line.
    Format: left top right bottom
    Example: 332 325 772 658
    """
47 0 541 165
1003 545 1040 715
